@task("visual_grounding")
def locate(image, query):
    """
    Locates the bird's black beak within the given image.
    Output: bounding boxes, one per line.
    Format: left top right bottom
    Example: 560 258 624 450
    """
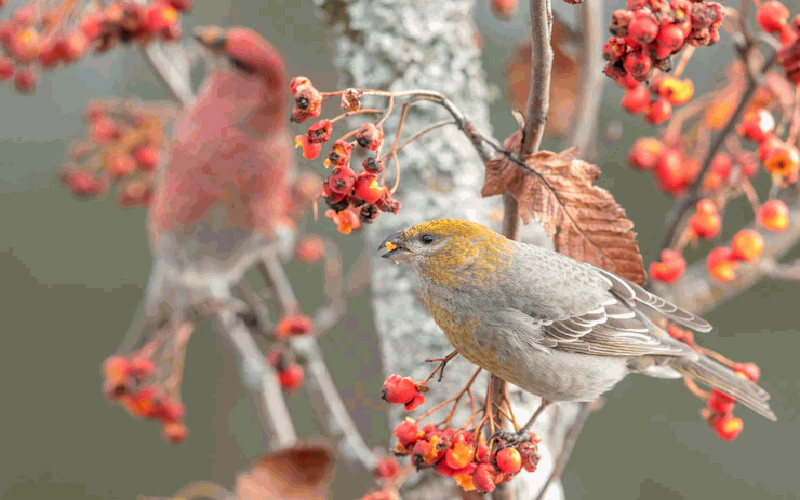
193 25 227 53
378 232 412 263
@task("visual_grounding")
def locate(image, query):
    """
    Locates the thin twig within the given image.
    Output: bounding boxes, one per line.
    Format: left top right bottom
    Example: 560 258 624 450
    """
140 43 195 106
520 0 553 157
216 309 298 450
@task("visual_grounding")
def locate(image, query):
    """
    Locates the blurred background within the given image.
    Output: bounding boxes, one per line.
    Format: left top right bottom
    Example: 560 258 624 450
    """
0 0 797 499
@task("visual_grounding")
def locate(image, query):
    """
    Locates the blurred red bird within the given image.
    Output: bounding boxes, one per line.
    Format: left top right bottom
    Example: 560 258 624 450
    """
126 26 292 348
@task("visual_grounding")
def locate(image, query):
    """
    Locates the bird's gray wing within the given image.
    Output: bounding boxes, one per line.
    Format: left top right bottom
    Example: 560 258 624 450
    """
538 295 695 357
594 268 712 333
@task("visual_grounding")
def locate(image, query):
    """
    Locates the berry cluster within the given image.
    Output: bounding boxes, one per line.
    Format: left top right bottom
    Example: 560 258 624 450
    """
0 0 191 93
60 100 170 208
604 0 723 123
266 349 304 392
754 1 800 85
102 355 188 444
382 374 426 411
628 137 709 196
393 418 540 493
289 77 402 234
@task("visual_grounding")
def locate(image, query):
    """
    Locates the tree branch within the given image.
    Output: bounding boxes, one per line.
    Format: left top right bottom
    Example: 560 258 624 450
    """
654 186 800 314
520 0 554 157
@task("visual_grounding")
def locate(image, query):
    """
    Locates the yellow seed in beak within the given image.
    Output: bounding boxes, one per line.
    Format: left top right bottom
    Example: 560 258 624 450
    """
385 241 398 252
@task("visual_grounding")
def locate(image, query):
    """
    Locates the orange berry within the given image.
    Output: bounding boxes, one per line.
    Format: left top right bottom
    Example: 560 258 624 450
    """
105 154 136 178
763 141 800 176
355 172 386 204
162 422 189 445
756 1 790 33
394 418 420 447
295 235 325 264
129 356 155 380
622 85 650 114
654 149 686 194
445 441 474 470
733 362 761 382
11 27 40 62
278 364 304 391
495 447 522 475
382 374 418 405
712 413 743 441
707 389 735 414
758 134 782 162
649 249 686 284
689 210 722 239
491 0 518 19
103 355 131 383
738 109 775 143
707 247 739 282
645 98 672 125
628 137 664 171
375 457 400 479
758 199 789 231
275 314 313 338
696 198 717 214
730 229 764 263
133 145 160 171
652 76 694 105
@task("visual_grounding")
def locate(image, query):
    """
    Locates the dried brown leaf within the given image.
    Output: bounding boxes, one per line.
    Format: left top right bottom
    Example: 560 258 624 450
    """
235 445 335 500
482 145 645 285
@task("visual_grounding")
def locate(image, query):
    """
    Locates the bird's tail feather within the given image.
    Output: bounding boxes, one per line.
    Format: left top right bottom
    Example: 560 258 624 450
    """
673 356 776 421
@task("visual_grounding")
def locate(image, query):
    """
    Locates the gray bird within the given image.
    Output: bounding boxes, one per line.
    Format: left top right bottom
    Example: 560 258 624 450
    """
378 219 776 428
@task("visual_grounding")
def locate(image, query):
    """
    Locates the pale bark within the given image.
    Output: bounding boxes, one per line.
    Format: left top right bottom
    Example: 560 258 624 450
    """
322 1 571 498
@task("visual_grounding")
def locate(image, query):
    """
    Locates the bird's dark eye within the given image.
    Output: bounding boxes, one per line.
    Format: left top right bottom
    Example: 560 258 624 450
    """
231 57 256 74
421 234 435 244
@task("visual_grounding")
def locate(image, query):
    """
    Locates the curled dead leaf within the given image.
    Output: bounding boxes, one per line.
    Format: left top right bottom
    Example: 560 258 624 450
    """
482 144 645 285
236 445 335 500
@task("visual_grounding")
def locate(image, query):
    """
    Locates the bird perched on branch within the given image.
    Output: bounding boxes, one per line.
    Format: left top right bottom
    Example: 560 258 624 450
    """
378 219 776 431
124 26 293 350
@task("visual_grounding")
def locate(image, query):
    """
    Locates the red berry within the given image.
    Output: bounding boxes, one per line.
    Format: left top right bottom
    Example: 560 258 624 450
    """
628 11 659 44
328 165 357 194
278 364 304 391
628 137 664 170
654 149 686 193
382 374 418 405
275 314 313 338
133 144 160 170
129 356 155 380
656 23 686 50
161 399 186 423
295 235 325 264
11 27 40 63
162 422 189 444
730 229 764 263
404 393 426 411
689 210 721 239
622 85 650 114
394 418 420 447
733 362 761 382
737 109 775 143
649 249 686 284
667 325 694 344
707 389 736 413
645 98 672 125
495 447 522 475
125 386 166 419
13 67 37 93
0 57 14 80
106 154 136 179
473 464 497 493
62 31 88 63
144 1 178 32
712 413 743 441
623 50 652 78
707 246 739 282
375 457 400 479
80 11 105 40
354 172 387 204
103 355 131 383
756 1 790 33
758 199 789 231
491 0 518 19
167 0 193 12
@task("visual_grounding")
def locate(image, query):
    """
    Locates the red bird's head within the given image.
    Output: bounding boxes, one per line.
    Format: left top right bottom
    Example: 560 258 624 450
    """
193 25 287 134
